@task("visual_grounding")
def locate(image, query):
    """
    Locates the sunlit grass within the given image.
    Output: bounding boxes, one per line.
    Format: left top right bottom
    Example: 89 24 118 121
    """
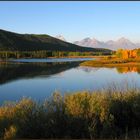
81 57 140 67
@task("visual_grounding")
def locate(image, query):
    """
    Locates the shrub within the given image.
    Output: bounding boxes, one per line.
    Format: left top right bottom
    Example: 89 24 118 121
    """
1 89 140 138
4 125 17 140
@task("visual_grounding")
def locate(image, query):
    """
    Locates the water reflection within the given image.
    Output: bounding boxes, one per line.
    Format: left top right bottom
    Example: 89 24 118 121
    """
0 61 81 85
11 58 93 63
116 66 140 74
78 66 100 73
79 66 140 74
1 61 140 104
1 63 140 85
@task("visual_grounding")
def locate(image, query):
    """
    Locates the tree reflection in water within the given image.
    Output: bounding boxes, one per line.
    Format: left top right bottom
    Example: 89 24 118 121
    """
0 61 81 85
116 66 140 74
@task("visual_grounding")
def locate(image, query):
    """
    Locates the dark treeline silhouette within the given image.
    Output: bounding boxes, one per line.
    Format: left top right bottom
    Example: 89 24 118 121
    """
0 51 110 59
0 61 81 85
1 89 140 139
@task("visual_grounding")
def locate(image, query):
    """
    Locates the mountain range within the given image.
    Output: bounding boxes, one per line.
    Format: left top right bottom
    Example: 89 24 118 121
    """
74 37 140 50
0 29 138 53
56 35 139 50
0 29 111 54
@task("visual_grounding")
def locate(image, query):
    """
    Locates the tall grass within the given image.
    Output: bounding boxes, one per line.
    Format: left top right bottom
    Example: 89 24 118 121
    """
81 58 140 67
1 88 140 139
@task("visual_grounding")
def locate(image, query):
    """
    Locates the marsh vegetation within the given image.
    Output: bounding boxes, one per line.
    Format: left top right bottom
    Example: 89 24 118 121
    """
81 57 140 67
81 48 140 67
1 87 140 139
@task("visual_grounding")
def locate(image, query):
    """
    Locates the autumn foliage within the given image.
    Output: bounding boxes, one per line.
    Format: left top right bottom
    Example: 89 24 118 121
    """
116 49 140 59
116 66 140 73
0 89 140 139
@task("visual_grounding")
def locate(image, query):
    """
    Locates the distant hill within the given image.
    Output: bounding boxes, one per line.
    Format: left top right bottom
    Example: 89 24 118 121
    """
0 29 111 53
74 37 140 50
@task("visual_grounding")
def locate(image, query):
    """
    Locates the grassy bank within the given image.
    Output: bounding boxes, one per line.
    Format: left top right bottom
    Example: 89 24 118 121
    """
80 57 140 67
1 88 140 139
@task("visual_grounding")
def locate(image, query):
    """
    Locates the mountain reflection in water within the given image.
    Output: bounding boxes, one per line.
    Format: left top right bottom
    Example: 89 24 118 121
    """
1 62 140 86
0 61 81 85
1 62 140 104
80 66 140 74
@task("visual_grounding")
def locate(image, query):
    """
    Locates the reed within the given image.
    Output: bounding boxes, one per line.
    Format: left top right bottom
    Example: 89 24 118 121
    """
0 86 140 139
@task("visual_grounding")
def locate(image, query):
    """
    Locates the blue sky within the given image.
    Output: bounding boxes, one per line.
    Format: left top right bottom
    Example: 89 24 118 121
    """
0 2 140 42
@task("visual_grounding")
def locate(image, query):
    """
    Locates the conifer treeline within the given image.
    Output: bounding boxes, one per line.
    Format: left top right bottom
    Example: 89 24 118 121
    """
0 51 110 59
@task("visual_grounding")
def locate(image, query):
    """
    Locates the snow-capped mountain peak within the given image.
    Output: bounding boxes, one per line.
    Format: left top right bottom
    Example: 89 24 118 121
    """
55 35 140 50
74 37 139 50
55 35 66 41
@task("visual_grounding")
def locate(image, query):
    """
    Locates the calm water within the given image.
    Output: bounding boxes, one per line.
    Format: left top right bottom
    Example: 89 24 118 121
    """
11 57 93 63
0 58 140 103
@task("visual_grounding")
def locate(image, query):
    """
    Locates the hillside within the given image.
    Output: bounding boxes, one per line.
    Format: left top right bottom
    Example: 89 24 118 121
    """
0 29 111 53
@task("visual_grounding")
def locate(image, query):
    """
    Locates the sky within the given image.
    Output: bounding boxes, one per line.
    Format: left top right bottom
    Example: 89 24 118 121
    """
0 2 140 43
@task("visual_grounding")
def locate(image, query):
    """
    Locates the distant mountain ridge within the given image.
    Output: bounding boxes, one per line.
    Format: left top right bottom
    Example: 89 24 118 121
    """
73 37 139 50
74 37 106 49
0 29 111 53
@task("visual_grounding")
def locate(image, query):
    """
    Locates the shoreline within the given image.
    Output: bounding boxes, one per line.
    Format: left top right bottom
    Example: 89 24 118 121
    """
80 58 140 68
0 56 103 64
